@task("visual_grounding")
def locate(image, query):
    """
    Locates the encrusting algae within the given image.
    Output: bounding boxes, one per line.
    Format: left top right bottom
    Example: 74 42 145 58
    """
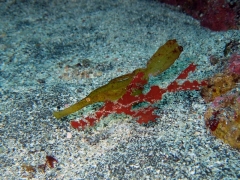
53 39 183 119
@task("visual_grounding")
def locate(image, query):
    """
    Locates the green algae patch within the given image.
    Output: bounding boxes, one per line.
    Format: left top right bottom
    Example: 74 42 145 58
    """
53 39 183 119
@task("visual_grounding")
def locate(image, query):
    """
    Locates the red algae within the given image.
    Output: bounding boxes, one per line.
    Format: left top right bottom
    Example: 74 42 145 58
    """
54 40 183 119
71 63 206 130
201 54 240 103
228 53 240 75
159 0 239 31
202 53 240 149
204 93 240 149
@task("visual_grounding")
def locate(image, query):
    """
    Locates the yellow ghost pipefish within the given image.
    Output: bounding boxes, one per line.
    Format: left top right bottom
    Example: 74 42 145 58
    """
53 39 183 119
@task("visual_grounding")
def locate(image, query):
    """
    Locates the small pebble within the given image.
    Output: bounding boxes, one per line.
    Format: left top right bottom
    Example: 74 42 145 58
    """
67 132 72 139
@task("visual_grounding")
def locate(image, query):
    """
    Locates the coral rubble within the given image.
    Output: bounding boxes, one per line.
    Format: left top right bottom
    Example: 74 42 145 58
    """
204 93 240 149
202 53 240 149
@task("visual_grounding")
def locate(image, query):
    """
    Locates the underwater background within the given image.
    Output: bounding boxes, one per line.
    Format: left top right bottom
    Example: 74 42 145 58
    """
0 0 239 179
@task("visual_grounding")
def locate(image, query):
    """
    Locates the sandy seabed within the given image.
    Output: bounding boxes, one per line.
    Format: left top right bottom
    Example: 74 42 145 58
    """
0 0 239 179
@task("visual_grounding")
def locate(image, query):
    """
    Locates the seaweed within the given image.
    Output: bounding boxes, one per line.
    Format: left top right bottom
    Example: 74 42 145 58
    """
53 39 183 119
70 62 207 129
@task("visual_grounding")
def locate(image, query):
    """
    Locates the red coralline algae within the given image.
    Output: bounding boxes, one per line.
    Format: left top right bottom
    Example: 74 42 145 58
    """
211 96 225 108
204 93 240 149
228 53 240 75
201 54 240 103
200 0 237 31
159 0 239 31
71 63 207 130
202 53 240 149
